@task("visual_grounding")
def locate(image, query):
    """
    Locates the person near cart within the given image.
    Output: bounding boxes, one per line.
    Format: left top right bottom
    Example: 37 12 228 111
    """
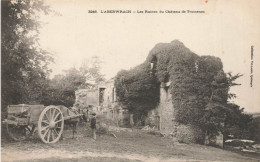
90 112 97 140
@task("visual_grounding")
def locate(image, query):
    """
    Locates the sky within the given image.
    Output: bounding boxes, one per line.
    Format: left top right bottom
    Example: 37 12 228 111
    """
39 0 260 113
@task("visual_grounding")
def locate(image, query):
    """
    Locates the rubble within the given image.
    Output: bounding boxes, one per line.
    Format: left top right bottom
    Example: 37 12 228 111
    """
141 125 156 131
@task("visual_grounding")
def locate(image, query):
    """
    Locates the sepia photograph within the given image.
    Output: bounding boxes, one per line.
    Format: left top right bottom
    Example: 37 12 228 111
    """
1 0 260 161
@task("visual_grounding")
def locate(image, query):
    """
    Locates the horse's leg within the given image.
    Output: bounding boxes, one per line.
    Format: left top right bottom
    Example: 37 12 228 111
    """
72 124 75 139
73 121 79 139
75 121 78 134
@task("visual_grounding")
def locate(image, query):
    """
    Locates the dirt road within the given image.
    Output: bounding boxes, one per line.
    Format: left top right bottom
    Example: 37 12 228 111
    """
2 148 189 162
1 126 260 162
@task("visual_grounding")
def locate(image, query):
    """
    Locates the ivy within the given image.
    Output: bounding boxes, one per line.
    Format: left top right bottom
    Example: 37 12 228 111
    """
115 63 160 115
115 40 231 130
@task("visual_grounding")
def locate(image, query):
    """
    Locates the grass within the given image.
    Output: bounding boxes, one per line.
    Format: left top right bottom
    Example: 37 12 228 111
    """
1 123 260 162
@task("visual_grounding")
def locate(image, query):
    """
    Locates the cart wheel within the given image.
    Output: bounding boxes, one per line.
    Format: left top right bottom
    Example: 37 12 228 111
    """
6 124 34 141
38 106 64 143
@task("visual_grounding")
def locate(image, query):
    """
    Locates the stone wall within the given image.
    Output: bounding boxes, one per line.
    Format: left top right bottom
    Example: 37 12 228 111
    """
146 82 206 144
146 81 223 146
146 82 174 135
98 79 116 107
74 79 130 127
145 109 160 129
74 89 99 108
158 85 174 134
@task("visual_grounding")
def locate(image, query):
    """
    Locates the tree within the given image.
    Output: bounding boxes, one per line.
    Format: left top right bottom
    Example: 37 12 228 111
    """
202 72 245 138
42 56 106 107
226 72 243 99
42 68 89 107
115 63 160 116
222 103 260 142
79 56 105 85
1 0 53 117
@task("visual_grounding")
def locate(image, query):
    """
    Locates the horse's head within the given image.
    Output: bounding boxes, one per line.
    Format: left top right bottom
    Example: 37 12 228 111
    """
56 105 69 117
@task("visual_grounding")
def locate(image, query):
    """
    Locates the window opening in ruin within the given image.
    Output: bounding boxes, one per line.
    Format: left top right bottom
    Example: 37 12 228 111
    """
165 74 169 83
150 55 157 76
164 74 170 101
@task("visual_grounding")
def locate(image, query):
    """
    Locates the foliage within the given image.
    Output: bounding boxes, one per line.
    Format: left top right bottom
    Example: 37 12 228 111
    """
202 72 244 135
149 40 229 129
115 40 245 133
42 56 105 107
1 1 105 113
224 103 260 142
1 0 53 116
226 72 243 99
42 68 89 107
80 56 105 85
249 116 260 142
115 63 160 119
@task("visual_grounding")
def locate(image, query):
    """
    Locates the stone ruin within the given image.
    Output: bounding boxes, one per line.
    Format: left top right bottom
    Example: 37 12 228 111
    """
74 78 130 127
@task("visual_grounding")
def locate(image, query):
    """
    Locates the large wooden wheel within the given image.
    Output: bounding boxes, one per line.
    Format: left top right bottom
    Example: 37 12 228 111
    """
38 106 64 143
6 124 34 141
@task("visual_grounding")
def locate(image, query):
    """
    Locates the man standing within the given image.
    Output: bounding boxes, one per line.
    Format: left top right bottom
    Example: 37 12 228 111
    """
90 112 97 140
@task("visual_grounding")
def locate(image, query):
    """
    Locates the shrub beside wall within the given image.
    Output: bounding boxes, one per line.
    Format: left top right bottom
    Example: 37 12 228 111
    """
115 63 160 124
173 123 205 144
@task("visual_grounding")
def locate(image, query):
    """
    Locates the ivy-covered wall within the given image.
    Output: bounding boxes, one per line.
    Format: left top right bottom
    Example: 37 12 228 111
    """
115 40 229 135
114 63 160 124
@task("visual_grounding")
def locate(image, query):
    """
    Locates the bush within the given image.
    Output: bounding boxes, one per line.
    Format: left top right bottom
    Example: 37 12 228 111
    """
115 64 160 120
174 124 205 144
95 114 118 134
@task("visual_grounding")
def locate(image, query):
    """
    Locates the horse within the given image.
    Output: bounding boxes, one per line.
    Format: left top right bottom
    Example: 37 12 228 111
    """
58 105 81 139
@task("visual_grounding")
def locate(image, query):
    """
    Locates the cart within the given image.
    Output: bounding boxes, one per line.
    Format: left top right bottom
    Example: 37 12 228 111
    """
2 104 83 143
